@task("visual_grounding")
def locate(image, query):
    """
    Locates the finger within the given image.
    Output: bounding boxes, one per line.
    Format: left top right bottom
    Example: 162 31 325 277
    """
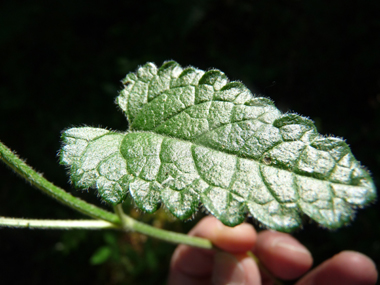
212 252 261 285
168 245 213 285
189 216 257 253
168 216 258 285
296 251 378 285
254 230 313 280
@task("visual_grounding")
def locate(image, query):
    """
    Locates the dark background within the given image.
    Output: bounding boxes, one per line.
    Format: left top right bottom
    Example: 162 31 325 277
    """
0 1 379 284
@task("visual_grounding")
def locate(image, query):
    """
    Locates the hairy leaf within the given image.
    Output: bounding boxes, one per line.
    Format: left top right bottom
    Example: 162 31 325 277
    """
60 61 376 232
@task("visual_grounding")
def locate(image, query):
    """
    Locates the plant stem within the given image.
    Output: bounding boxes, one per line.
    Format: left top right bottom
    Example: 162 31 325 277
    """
114 204 213 249
0 140 213 249
0 217 117 230
0 140 120 225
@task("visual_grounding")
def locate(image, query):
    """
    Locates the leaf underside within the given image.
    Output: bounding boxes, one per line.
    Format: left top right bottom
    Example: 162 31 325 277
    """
60 61 376 232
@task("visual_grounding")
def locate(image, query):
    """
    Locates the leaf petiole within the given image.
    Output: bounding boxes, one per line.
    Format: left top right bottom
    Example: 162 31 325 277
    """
114 204 213 249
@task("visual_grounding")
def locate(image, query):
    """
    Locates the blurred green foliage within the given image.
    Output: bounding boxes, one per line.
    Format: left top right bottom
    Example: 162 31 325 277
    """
0 0 379 284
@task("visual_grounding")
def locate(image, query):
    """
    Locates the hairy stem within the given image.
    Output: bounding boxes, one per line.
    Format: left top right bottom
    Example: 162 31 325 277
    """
0 140 120 224
114 204 213 249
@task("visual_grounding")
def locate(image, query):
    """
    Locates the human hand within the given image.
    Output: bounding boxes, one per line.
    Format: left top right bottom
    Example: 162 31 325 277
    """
168 216 377 285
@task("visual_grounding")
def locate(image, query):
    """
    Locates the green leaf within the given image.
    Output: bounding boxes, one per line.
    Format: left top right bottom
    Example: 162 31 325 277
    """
90 246 112 265
60 61 376 232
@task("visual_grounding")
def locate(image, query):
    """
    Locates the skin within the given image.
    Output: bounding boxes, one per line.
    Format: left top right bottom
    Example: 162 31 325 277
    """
168 216 378 285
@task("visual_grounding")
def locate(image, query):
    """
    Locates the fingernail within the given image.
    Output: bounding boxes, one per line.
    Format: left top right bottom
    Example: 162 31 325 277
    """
212 252 245 285
272 238 310 255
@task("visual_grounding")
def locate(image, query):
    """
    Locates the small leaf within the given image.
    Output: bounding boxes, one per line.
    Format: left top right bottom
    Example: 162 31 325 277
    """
60 61 376 232
90 246 112 265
